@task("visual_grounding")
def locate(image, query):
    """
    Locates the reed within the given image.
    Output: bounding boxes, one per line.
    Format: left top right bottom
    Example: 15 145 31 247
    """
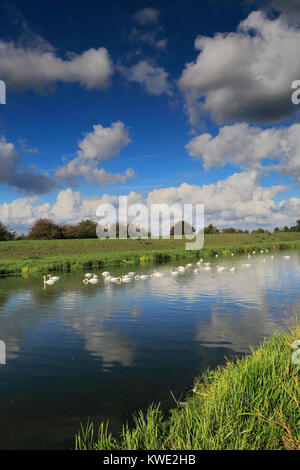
75 324 300 450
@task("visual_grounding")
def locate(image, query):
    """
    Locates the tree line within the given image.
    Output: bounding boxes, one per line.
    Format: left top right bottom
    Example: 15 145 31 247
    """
0 218 299 241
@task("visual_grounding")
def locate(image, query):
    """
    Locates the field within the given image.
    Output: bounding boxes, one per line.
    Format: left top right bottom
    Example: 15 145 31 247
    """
1 232 300 275
75 323 300 450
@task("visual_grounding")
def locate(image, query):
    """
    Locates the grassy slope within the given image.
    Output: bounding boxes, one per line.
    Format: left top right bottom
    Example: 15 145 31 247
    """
0 232 300 275
75 324 300 450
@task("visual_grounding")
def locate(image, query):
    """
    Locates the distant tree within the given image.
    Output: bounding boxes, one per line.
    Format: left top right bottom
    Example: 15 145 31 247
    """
283 226 290 232
221 227 237 234
170 220 195 236
204 223 218 234
290 220 300 232
274 227 280 233
27 218 63 240
253 228 265 234
0 221 16 241
77 219 97 238
16 233 27 240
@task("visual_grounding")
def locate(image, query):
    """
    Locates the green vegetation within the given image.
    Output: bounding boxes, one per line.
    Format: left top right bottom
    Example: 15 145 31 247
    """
75 324 300 450
0 221 16 241
1 232 300 276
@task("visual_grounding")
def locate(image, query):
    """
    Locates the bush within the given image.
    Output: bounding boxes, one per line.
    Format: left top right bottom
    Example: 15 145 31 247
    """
0 221 16 241
27 218 63 240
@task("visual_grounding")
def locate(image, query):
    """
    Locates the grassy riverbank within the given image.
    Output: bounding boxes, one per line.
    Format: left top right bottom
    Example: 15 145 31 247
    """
1 232 300 276
75 323 300 450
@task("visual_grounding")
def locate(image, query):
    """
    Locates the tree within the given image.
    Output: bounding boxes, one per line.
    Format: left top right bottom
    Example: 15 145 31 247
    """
0 221 16 241
27 218 63 240
274 227 280 233
222 227 237 234
170 220 195 236
204 224 218 234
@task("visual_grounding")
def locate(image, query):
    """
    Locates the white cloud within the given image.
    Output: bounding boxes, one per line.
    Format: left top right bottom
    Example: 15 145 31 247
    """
1 171 298 233
77 122 131 162
185 122 300 184
0 39 113 92
118 60 171 96
55 121 134 186
0 136 57 194
133 8 160 25
178 10 300 126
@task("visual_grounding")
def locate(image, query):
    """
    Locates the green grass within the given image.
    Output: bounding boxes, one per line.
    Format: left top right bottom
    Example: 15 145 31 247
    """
1 232 300 276
75 323 300 450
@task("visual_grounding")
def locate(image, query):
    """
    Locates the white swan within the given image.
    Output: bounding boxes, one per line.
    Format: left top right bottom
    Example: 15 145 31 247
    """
284 255 290 259
177 266 185 272
43 276 56 286
216 266 226 272
170 270 179 276
110 276 122 283
152 270 164 278
102 271 110 277
47 275 60 282
229 267 236 272
83 277 98 284
85 273 93 278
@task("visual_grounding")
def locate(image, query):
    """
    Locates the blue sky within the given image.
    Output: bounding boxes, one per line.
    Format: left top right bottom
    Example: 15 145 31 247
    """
1 0 300 232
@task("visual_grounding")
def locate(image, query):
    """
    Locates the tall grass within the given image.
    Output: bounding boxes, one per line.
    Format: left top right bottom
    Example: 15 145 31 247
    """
75 324 300 450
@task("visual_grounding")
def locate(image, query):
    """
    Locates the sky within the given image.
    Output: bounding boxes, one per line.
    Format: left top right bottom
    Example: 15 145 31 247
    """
1 0 300 232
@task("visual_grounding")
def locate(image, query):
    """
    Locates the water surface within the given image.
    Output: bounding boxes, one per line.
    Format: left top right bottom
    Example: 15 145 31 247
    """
0 251 299 449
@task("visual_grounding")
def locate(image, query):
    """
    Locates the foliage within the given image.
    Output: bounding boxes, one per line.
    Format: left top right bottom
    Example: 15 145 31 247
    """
27 218 63 240
0 221 16 241
75 325 300 450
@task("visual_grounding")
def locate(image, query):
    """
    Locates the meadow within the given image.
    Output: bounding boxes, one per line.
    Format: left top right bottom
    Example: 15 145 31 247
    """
1 232 300 275
75 323 300 450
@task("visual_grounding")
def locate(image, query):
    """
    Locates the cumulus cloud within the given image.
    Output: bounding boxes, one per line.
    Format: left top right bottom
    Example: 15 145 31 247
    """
178 10 300 126
148 171 288 227
77 121 131 161
1 171 297 233
118 60 171 96
56 121 135 186
0 39 114 92
0 136 57 194
185 122 300 185
133 8 160 25
267 0 300 24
